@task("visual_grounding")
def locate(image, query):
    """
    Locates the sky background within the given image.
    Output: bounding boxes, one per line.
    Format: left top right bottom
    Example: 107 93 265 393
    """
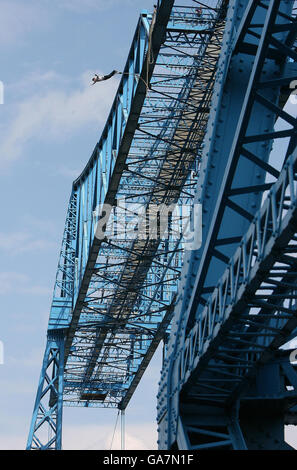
0 0 297 451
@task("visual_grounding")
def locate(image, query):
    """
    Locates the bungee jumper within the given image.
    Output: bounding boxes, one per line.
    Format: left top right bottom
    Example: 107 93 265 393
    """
91 70 120 85
90 69 151 91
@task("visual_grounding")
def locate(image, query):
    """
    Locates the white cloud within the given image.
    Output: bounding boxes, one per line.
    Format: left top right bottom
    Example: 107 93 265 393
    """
19 214 58 237
0 422 294 451
0 231 56 254
62 422 157 450
57 164 81 179
7 70 66 97
0 433 26 450
0 272 28 294
20 285 52 296
0 70 119 166
0 271 51 296
8 347 45 369
107 427 158 451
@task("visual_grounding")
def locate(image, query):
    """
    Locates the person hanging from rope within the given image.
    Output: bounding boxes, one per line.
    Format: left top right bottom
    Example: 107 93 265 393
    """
91 69 152 91
91 69 120 85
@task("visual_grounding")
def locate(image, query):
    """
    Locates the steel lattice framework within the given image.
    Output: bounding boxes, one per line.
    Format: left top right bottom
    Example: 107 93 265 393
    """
27 0 297 451
27 0 227 449
158 0 297 451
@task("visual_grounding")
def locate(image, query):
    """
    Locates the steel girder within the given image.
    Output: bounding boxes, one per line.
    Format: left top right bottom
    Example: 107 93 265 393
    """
158 0 297 450
63 3 226 409
163 149 297 449
69 4 226 411
27 0 226 449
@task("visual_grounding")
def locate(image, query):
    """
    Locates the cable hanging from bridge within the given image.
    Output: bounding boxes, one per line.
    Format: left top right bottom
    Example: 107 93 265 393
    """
109 410 120 450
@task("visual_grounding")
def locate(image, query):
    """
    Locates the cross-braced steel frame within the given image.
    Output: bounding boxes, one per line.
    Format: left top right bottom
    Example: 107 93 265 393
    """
158 0 297 451
27 0 227 449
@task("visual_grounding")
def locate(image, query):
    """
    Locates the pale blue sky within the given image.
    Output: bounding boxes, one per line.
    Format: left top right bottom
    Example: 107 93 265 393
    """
0 0 163 450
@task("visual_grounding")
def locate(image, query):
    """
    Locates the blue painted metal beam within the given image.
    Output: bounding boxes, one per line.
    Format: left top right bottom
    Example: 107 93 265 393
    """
28 0 225 449
158 0 297 449
64 0 180 361
171 149 297 402
60 2 224 410
26 330 65 450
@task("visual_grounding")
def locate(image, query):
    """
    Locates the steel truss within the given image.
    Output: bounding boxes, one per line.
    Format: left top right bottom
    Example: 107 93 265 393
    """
27 0 227 449
162 150 297 449
158 0 297 450
26 330 65 450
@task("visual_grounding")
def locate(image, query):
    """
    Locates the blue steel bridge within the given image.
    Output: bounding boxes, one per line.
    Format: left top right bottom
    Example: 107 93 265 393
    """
27 0 297 450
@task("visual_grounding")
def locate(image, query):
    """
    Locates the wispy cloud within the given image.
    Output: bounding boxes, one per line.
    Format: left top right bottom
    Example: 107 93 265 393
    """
0 214 58 256
0 231 56 254
57 165 81 179
7 347 45 369
0 70 119 166
19 214 58 237
0 272 28 294
62 422 157 450
0 1 47 46
0 272 51 296
7 70 66 97
0 421 156 450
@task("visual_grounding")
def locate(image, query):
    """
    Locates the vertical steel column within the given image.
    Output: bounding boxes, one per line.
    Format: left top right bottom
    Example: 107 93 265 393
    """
26 329 65 450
